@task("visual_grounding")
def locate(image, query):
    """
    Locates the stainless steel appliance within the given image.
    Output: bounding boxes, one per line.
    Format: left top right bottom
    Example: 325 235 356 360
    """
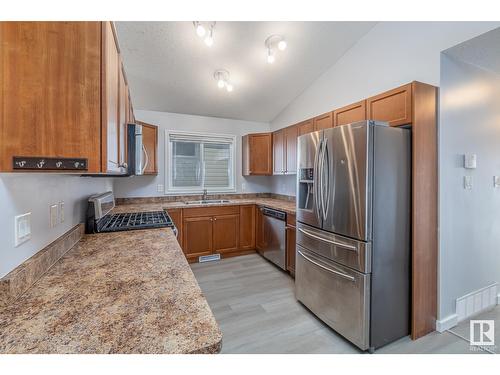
259 207 287 270
295 120 411 352
127 123 149 176
85 191 176 235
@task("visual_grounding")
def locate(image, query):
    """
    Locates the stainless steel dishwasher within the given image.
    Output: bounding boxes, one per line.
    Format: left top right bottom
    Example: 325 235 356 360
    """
259 207 287 270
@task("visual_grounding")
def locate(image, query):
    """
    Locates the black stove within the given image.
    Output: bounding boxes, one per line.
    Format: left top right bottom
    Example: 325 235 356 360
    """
85 192 176 234
97 211 173 233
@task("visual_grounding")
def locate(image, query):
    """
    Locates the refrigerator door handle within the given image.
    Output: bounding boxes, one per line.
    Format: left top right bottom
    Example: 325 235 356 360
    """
313 138 322 223
319 139 327 221
297 250 356 282
324 141 330 221
297 227 359 252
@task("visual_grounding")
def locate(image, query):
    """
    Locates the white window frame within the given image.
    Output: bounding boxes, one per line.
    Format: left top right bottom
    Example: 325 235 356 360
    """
165 130 237 194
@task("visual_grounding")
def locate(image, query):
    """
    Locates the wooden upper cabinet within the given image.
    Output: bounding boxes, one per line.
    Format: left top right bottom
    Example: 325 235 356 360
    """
367 83 412 127
213 214 240 253
313 112 333 131
0 22 102 172
333 100 367 127
242 133 273 176
102 21 124 174
284 125 298 174
118 62 128 169
239 205 256 250
273 129 285 175
137 121 158 175
298 119 314 136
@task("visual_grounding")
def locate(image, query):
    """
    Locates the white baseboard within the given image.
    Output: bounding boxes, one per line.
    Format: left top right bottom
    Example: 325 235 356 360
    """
456 283 498 322
436 314 458 332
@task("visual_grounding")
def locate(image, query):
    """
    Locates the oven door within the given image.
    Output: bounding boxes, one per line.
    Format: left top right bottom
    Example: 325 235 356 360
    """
295 245 370 350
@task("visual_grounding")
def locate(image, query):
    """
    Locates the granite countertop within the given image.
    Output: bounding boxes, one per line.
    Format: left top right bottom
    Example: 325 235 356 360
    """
0 228 222 354
112 197 296 215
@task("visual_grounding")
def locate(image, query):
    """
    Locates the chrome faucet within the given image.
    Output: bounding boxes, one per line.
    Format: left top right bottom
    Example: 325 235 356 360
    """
202 189 208 201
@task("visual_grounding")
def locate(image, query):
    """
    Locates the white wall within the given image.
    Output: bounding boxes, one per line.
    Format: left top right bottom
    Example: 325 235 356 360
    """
270 22 500 131
0 174 113 277
269 22 500 198
113 110 271 198
438 53 500 321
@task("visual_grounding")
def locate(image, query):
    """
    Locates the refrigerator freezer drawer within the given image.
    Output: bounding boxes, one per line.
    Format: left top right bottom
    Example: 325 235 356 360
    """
295 246 370 350
296 222 371 273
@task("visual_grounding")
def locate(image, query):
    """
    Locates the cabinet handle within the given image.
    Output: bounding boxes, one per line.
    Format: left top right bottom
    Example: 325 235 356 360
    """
214 218 217 221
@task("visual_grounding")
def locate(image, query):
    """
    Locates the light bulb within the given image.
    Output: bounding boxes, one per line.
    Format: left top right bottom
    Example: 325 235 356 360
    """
204 35 213 47
217 79 225 89
226 84 233 92
278 40 287 51
267 53 275 64
196 24 206 37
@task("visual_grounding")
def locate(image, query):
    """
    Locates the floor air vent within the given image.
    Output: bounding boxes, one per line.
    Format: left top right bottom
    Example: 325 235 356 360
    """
199 254 221 263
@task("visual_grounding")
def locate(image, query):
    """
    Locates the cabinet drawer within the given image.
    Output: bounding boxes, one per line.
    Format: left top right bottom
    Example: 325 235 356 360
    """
183 205 239 218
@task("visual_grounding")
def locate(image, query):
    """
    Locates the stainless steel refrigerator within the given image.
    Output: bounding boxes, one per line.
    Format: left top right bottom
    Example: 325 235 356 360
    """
295 120 411 352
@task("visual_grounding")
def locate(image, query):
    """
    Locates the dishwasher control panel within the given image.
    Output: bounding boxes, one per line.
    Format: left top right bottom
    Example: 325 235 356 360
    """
261 207 286 221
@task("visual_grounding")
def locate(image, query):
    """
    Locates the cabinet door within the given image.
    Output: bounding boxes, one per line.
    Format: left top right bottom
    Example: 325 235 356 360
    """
213 214 240 253
101 21 122 173
333 100 367 127
246 133 272 175
313 112 333 131
118 62 128 168
182 216 213 260
256 207 266 252
284 125 298 174
0 22 102 172
298 120 314 136
367 83 412 127
286 225 296 275
141 123 158 175
273 129 285 175
166 208 183 247
239 205 256 250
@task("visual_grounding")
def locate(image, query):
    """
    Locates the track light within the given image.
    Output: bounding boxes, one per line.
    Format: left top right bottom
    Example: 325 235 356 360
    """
193 21 216 47
214 70 233 93
265 35 287 64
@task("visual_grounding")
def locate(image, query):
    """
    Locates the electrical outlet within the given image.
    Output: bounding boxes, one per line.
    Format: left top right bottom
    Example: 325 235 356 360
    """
157 184 164 193
59 201 65 223
464 175 473 190
50 204 58 228
15 212 31 247
494 176 500 188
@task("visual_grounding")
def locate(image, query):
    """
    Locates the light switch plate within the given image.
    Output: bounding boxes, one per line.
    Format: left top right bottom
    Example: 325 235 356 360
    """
464 175 473 190
50 204 58 228
157 184 164 193
59 201 65 223
464 154 477 169
494 176 500 188
15 212 31 247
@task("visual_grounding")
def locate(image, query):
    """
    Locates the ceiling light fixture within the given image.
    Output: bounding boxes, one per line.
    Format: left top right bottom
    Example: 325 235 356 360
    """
265 35 287 64
193 21 216 47
213 70 233 93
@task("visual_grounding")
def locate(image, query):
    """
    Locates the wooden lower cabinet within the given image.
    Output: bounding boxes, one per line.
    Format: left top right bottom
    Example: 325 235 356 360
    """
286 214 296 276
213 214 239 253
239 205 256 250
182 216 213 259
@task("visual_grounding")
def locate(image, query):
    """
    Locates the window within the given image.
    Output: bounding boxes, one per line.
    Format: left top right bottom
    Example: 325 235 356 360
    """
166 131 236 193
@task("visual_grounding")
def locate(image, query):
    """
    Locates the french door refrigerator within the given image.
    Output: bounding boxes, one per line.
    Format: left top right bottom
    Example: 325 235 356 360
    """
295 120 411 352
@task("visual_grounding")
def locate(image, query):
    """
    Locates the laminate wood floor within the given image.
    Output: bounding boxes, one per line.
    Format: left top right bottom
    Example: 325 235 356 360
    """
191 254 498 354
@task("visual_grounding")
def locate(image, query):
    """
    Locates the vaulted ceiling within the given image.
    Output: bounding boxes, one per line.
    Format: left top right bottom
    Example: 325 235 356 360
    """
115 21 377 122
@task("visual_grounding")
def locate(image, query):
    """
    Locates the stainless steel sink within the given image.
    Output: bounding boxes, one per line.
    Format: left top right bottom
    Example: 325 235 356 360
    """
184 199 230 205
